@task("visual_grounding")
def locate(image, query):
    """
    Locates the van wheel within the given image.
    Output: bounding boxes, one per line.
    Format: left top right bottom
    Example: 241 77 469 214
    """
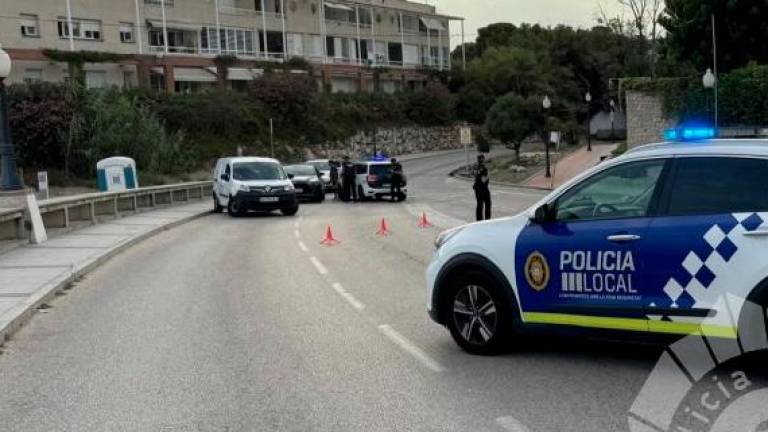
213 194 223 213
443 270 515 355
282 205 299 216
227 199 244 217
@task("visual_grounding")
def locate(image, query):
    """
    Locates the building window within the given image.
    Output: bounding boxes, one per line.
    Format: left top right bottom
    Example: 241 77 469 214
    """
23 69 43 84
85 71 107 89
202 26 256 56
20 14 39 37
58 18 102 40
119 23 135 43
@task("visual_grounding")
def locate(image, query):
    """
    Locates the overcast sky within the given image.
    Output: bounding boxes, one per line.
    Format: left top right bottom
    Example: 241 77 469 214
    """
431 0 625 46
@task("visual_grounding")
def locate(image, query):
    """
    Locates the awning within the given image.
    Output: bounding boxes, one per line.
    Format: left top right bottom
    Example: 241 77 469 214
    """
147 20 201 32
420 17 446 31
325 1 354 12
174 67 217 82
227 68 254 81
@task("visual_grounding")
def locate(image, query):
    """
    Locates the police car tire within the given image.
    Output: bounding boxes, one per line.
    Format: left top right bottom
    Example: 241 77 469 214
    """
213 194 223 213
444 271 514 355
739 281 768 339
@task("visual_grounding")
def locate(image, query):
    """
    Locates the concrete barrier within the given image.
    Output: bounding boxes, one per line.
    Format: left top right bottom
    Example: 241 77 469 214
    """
0 181 213 243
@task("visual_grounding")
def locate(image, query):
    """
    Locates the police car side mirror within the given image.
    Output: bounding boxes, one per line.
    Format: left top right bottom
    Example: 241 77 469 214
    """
531 204 554 224
287 174 295 180
220 174 230 182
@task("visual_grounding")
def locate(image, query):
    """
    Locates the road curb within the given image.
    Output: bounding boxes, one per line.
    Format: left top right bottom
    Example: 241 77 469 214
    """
0 208 211 345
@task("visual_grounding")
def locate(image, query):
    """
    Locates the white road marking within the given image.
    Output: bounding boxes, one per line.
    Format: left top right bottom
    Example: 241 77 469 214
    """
496 416 533 432
332 283 365 311
309 256 328 275
297 241 309 253
377 324 444 373
294 229 301 239
294 221 300 229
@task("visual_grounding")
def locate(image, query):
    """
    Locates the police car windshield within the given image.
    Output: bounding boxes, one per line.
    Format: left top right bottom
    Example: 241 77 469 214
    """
233 162 285 181
285 165 317 177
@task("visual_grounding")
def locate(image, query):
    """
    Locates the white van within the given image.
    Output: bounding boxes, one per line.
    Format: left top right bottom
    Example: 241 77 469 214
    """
213 157 299 217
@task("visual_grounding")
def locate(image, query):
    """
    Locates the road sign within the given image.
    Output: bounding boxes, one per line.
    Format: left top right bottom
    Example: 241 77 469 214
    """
460 126 472 145
37 171 49 200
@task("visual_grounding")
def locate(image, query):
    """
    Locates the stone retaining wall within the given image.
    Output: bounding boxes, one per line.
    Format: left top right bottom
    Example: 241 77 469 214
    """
301 126 469 160
626 90 677 148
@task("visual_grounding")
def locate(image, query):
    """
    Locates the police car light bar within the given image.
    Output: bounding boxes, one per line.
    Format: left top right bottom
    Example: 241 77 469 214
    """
664 127 717 141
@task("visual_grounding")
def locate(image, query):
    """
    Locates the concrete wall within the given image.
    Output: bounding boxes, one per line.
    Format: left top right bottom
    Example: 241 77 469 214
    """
302 126 464 160
626 90 677 148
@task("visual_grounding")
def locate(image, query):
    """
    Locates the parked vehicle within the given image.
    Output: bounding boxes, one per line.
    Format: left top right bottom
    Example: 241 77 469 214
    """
428 127 768 354
349 160 408 202
213 157 299 217
306 159 333 191
284 164 326 203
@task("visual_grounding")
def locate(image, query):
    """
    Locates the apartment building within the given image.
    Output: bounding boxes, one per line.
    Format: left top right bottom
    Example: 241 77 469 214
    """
0 0 462 93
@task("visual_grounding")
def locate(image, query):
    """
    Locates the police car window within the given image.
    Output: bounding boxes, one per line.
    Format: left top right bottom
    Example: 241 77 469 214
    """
668 157 768 215
555 160 665 221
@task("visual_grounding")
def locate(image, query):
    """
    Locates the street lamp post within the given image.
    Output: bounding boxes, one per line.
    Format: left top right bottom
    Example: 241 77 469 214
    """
585 92 592 152
0 46 23 191
703 68 716 125
542 95 552 178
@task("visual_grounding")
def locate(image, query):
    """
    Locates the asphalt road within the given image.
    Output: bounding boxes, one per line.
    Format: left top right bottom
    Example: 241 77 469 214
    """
0 151 666 432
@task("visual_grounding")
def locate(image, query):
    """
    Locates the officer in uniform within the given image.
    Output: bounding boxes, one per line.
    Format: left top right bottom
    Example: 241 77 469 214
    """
389 158 403 202
329 160 339 199
341 156 357 202
473 154 491 221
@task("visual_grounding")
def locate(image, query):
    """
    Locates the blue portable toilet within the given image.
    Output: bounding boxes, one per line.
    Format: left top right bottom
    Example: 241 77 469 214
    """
96 157 138 192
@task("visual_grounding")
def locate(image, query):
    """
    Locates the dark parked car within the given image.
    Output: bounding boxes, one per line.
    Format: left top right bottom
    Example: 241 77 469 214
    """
284 164 326 202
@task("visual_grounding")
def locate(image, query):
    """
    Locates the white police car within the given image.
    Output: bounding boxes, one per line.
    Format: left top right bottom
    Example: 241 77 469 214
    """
427 128 768 354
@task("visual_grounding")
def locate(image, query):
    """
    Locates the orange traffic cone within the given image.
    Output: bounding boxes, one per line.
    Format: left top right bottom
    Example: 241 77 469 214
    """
376 218 391 236
417 212 433 229
320 225 340 246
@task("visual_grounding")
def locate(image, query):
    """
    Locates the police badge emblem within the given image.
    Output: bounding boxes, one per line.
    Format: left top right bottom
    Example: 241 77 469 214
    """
525 251 550 291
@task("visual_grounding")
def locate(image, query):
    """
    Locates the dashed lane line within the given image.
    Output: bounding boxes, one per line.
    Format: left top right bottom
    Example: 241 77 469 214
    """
377 324 444 373
297 241 309 253
332 282 365 311
309 256 328 275
294 229 301 239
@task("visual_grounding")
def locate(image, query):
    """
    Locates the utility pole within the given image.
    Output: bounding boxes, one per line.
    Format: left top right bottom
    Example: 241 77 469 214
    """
269 118 274 158
711 14 719 130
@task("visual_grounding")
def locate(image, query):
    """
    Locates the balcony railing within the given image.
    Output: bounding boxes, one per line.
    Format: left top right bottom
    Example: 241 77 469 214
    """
218 6 282 20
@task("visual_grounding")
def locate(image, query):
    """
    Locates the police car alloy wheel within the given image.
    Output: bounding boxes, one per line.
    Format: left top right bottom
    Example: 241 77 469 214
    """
445 272 513 355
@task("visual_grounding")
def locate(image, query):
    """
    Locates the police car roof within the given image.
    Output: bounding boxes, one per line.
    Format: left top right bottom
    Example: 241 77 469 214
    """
625 139 768 159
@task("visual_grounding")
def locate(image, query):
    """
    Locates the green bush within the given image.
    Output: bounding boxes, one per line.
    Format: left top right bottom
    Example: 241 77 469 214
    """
8 83 71 170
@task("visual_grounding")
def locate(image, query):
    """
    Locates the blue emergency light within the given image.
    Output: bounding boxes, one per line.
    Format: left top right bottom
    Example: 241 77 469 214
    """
370 154 390 162
663 126 717 141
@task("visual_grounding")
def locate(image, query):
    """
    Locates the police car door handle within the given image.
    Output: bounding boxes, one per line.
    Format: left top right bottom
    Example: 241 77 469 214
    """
607 234 641 243
743 229 768 237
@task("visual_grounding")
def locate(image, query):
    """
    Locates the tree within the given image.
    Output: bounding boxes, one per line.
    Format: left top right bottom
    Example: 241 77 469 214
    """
404 82 456 126
660 0 768 72
248 73 317 128
484 93 544 160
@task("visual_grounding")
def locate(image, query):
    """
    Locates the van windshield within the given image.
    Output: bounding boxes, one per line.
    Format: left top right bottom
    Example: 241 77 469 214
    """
233 162 285 181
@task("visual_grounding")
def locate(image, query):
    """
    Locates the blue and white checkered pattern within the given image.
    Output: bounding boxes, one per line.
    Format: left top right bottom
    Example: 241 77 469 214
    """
660 212 766 309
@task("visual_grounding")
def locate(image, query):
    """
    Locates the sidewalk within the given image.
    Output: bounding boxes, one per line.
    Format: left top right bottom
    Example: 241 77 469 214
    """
0 200 211 343
526 142 617 189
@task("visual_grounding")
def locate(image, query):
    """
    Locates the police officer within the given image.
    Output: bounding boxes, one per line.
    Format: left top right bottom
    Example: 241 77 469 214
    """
390 157 403 202
342 156 357 202
329 160 339 198
473 154 491 221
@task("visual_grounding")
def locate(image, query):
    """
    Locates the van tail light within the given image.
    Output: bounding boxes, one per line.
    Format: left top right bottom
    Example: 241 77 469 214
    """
367 174 378 185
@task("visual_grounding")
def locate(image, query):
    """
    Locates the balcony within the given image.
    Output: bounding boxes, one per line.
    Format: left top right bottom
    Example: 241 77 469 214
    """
218 0 282 19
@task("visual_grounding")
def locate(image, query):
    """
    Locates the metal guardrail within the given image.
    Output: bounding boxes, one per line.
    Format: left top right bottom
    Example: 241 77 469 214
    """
0 181 213 242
